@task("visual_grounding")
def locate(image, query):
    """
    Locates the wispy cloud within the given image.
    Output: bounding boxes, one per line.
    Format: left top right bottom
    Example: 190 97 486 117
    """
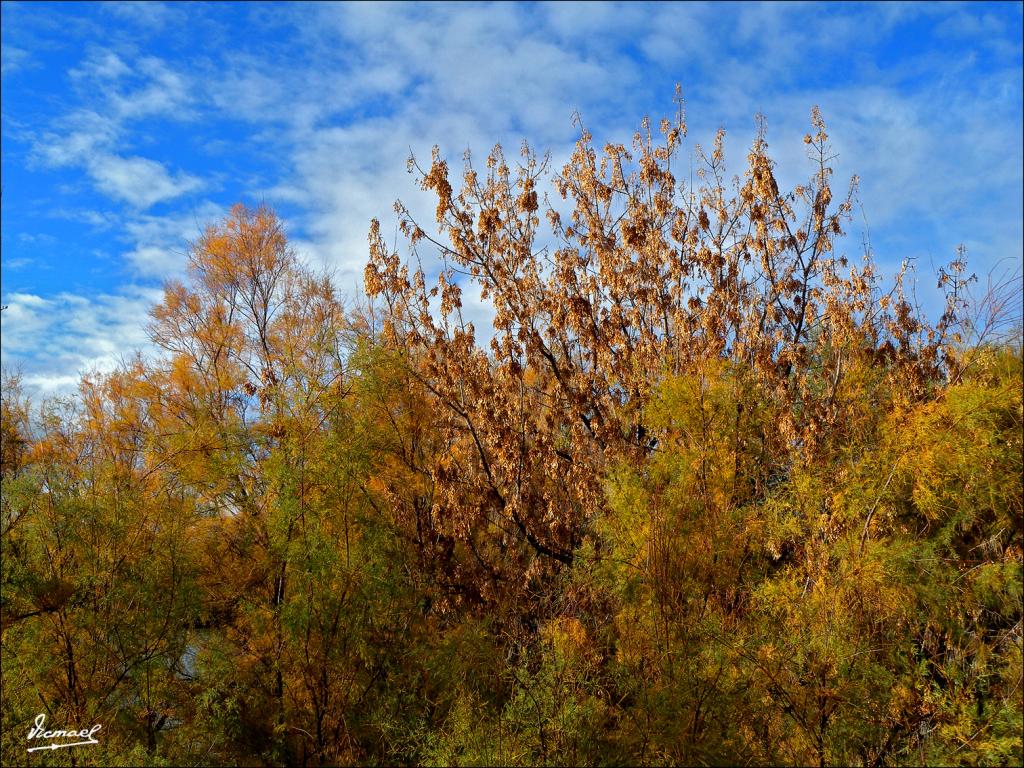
1 43 30 76
34 115 202 210
69 49 131 81
1 286 163 394
107 56 193 121
120 202 224 276
102 1 179 31
30 52 199 210
241 2 1021 290
2 1 1020 399
90 154 202 210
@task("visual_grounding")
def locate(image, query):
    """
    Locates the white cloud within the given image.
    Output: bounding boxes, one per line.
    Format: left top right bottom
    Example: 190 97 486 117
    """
0 287 164 397
102 1 177 31
30 53 199 211
207 61 289 124
1 44 30 76
34 116 202 210
110 56 193 120
33 110 119 167
183 1 1013 330
21 373 83 395
70 50 131 81
4 1 1020 395
52 208 120 230
245 2 649 289
120 201 223 276
935 9 1011 40
90 154 203 209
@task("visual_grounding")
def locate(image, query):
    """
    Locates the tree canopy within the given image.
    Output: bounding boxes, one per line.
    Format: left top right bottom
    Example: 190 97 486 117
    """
2 104 1021 767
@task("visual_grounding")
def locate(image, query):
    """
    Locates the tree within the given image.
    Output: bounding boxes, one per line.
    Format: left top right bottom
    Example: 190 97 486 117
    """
2 103 1019 767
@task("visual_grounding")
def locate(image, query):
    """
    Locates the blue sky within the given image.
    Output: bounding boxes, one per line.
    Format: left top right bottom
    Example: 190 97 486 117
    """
2 1 1022 395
